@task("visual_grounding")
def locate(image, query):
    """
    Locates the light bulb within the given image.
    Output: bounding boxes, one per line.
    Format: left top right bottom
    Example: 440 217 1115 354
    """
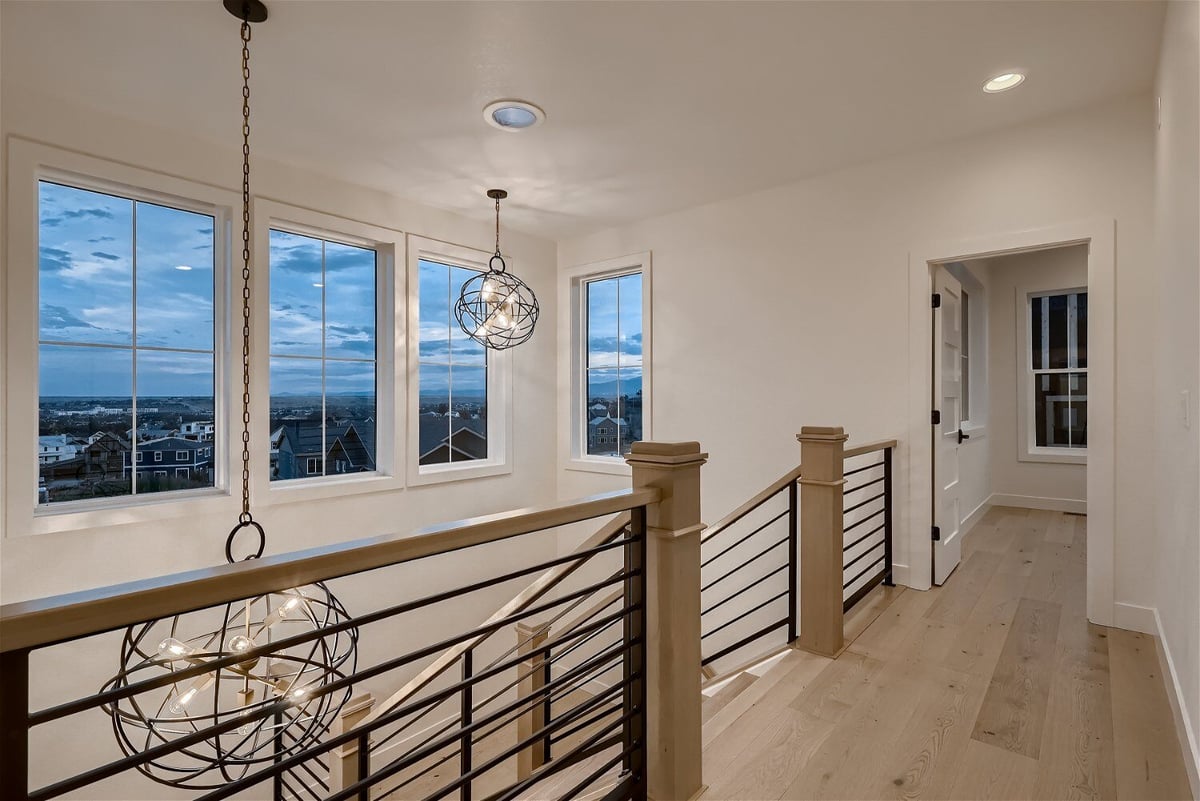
157 637 195 661
228 634 254 652
261 592 307 628
168 672 215 714
481 280 496 301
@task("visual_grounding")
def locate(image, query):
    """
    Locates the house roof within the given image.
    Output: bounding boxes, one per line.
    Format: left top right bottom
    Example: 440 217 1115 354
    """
275 421 378 469
418 414 486 459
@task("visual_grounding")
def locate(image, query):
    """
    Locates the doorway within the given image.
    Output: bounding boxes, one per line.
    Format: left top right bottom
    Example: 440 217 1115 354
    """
905 219 1116 625
930 246 1089 584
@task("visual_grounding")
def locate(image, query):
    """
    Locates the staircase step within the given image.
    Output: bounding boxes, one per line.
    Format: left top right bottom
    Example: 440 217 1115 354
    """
702 671 758 723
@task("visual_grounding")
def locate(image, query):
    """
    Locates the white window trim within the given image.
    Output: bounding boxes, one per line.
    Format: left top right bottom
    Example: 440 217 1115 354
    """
560 252 653 476
154 451 163 462
1016 284 1088 465
405 235 512 486
4 139 238 537
252 199 404 505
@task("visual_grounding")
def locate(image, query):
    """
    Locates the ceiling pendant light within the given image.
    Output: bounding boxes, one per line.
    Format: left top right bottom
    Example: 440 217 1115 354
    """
454 189 539 350
99 1 357 788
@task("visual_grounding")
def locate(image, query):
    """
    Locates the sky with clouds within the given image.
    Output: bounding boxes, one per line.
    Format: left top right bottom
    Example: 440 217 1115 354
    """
418 259 486 399
38 181 215 397
586 273 643 400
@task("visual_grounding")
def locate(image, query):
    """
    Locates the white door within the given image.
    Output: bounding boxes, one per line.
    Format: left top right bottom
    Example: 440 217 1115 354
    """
933 266 965 584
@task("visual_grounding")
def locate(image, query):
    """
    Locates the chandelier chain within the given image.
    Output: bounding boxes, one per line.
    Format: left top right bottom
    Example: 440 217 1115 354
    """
238 19 253 523
494 196 501 256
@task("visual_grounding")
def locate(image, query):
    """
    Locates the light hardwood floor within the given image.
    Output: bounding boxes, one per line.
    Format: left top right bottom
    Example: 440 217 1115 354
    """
701 507 1194 801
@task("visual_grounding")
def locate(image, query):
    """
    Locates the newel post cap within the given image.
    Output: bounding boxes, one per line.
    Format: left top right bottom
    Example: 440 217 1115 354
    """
624 441 708 467
796 426 849 443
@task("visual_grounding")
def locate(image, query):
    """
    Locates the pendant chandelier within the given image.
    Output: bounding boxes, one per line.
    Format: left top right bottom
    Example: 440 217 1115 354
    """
454 189 540 350
100 0 357 787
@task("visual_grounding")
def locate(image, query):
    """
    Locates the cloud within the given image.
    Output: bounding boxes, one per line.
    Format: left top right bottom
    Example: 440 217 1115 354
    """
90 251 121 261
88 236 116 244
39 246 73 274
40 304 102 333
41 207 116 228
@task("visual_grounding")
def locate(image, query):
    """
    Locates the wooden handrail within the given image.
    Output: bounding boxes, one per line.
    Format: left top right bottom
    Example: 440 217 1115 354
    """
362 512 632 726
702 465 802 542
843 439 898 459
0 487 660 653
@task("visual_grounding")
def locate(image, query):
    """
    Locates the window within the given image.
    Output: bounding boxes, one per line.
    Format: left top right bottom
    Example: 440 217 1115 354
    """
175 450 188 461
154 451 162 462
154 470 167 479
36 180 217 505
416 258 488 467
407 236 511 484
1025 289 1087 458
175 467 189 479
961 290 970 422
269 229 378 482
563 253 652 473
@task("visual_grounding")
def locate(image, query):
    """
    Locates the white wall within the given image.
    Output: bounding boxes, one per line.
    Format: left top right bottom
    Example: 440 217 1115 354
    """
0 84 563 797
977 246 1088 508
557 94 1156 612
1152 0 1200 787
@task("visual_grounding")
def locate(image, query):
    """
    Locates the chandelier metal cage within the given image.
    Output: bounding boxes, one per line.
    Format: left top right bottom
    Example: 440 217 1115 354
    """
100 586 357 788
454 189 539 350
99 0 357 788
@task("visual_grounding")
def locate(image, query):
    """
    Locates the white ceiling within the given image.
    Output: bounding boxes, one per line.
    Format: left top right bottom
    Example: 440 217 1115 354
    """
1 0 1165 241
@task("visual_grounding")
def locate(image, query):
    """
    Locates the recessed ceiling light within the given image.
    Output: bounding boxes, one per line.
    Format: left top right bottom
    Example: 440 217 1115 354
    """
983 72 1026 93
483 99 545 131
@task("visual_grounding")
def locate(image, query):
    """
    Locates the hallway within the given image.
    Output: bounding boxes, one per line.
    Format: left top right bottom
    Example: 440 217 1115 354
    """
701 507 1193 800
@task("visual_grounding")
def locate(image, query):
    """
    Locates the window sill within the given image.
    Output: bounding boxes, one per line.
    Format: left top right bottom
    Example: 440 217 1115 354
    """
565 457 631 477
22 488 235 537
264 472 405 505
1020 448 1087 465
409 459 511 487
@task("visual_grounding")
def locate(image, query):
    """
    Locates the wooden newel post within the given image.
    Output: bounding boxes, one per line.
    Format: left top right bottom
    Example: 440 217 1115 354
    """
514 621 550 780
625 441 708 801
796 426 848 657
328 693 375 792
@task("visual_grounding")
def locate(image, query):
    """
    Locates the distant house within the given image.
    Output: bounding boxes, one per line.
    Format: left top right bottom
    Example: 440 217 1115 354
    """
418 412 487 465
38 435 85 465
83 432 130 478
587 416 627 454
271 422 376 480
126 426 177 442
179 421 215 441
123 437 212 481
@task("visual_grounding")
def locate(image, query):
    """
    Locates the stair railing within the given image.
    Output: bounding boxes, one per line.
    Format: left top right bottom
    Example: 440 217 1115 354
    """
0 440 709 801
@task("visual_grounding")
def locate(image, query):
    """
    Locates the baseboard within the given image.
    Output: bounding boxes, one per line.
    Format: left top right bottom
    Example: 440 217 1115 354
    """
1151 607 1200 799
1113 602 1158 635
961 499 990 535
987 492 1086 515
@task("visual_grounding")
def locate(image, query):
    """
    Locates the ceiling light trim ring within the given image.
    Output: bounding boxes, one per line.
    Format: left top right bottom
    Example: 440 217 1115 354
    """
483 99 546 131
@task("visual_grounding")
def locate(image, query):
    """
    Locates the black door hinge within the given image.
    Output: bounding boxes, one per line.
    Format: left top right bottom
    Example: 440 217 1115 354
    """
931 525 941 541
932 293 942 309
931 410 941 425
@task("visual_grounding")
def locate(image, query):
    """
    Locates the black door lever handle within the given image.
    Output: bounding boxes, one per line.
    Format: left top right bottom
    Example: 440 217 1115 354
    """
958 429 970 445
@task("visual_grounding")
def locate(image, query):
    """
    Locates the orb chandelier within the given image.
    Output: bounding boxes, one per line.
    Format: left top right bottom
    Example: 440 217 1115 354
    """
454 189 540 350
100 0 357 787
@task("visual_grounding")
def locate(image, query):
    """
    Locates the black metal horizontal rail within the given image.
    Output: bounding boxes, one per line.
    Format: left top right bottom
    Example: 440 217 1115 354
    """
843 522 886 554
530 744 634 801
484 719 637 801
701 590 787 641
700 563 788 619
844 491 886 516
843 540 885 573
843 475 885 495
29 534 637 728
26 570 640 801
702 617 788 667
843 569 888 613
700 508 788 569
843 555 886 591
843 460 884 478
843 506 885 534
700 537 787 594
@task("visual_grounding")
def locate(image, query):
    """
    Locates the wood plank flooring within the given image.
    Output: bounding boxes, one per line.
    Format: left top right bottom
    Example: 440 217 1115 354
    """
701 507 1194 801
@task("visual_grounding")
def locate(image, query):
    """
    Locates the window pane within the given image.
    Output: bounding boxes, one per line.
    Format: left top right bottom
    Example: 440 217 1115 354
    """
616 366 643 454
587 278 619 368
617 273 643 367
418 363 451 465
324 242 376 360
449 266 486 367
449 365 487 462
38 344 133 504
1046 294 1070 369
325 359 377 471
135 202 215 351
1035 372 1087 448
1075 292 1088 369
586 367 620 457
269 230 323 357
418 259 451 362
39 181 133 346
269 357 324 481
1031 296 1044 370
